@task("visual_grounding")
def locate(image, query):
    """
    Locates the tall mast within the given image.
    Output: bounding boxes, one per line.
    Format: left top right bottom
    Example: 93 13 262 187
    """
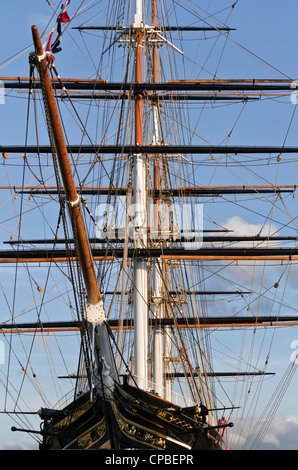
31 25 118 389
31 26 101 307
151 0 164 398
133 0 148 390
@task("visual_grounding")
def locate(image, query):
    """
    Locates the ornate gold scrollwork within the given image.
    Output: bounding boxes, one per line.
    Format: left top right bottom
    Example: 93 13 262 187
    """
110 400 166 449
77 418 106 449
157 409 193 429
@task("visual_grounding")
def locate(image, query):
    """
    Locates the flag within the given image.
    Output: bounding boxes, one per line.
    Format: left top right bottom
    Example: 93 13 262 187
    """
59 0 71 24
45 28 56 61
51 1 71 54
46 28 55 52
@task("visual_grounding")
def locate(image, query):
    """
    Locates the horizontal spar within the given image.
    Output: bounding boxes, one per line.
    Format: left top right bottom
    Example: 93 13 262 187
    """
167 372 274 378
73 26 236 31
2 145 298 154
0 289 250 295
11 186 296 196
1 247 298 263
5 236 297 245
14 90 268 101
58 93 260 101
2 256 298 263
58 373 273 379
1 79 296 91
1 316 298 333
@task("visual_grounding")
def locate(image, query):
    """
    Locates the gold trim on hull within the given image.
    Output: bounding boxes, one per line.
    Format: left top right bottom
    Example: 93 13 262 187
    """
110 398 167 450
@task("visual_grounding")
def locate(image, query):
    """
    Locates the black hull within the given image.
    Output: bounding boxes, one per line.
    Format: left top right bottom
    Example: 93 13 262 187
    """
40 383 226 450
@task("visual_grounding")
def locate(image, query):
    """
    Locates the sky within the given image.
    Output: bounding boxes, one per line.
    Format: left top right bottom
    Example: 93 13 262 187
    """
0 0 298 451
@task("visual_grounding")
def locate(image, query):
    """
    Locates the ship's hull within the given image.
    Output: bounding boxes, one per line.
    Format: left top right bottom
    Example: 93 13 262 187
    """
40 383 226 450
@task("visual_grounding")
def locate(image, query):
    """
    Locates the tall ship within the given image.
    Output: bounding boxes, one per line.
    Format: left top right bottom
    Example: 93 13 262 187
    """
0 0 298 451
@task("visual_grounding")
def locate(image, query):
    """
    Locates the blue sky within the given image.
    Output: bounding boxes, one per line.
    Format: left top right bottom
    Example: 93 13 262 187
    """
0 0 298 450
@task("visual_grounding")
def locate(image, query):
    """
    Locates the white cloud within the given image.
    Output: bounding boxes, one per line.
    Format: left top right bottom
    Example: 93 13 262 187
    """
254 414 298 450
229 413 298 450
223 216 279 245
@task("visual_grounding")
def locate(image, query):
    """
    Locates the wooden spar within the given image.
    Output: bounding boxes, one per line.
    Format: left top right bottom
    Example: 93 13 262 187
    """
5 236 297 246
0 256 297 264
4 144 298 154
3 244 298 263
0 77 107 83
0 257 114 263
2 186 295 197
49 92 288 100
31 25 101 306
1 77 293 83
2 324 298 333
73 26 236 32
1 77 296 90
2 317 298 334
6 89 292 101
3 245 298 256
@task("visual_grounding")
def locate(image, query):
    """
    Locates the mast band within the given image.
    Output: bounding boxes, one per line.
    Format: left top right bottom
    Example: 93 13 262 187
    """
36 51 52 62
69 196 80 207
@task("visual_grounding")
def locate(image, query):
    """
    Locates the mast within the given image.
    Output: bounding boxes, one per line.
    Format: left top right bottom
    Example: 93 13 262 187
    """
31 25 118 389
133 0 148 390
151 0 164 398
31 26 101 307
